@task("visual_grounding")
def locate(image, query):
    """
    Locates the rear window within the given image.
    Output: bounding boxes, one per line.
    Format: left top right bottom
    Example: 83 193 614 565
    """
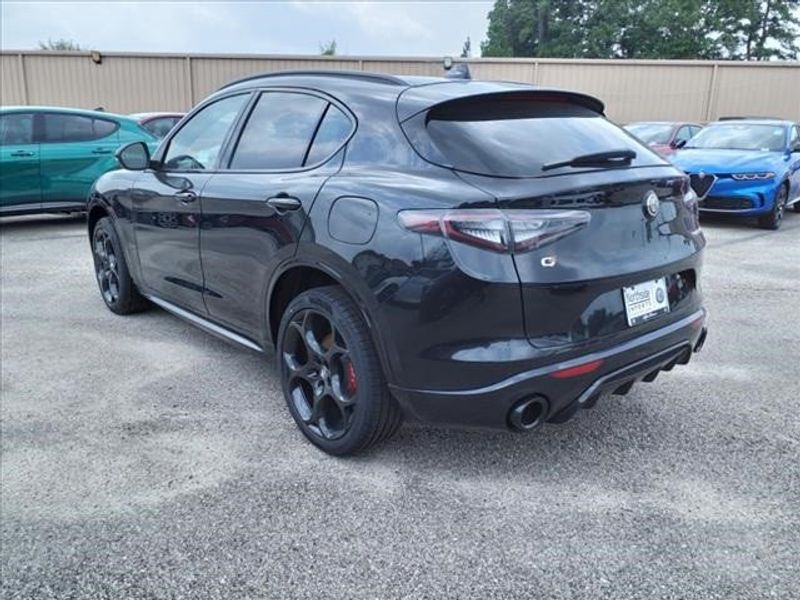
407 96 661 178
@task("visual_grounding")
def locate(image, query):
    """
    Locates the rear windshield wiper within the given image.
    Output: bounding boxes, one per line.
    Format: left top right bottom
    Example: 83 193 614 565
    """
542 149 637 172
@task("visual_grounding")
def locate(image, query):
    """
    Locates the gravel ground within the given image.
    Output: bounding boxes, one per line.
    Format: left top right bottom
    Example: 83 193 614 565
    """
1 211 799 600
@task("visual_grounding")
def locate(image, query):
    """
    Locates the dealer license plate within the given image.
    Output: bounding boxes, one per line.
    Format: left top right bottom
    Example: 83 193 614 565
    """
622 278 670 327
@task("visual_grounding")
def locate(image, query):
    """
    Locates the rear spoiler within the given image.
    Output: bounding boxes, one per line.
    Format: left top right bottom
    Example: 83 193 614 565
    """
397 82 605 123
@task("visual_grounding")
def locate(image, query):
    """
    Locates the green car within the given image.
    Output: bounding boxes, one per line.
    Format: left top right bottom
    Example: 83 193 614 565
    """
0 106 159 216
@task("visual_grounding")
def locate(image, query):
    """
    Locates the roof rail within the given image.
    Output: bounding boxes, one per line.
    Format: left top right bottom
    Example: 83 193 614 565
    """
218 69 408 91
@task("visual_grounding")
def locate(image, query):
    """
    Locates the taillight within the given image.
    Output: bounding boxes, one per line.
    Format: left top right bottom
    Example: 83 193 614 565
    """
682 186 701 233
398 209 590 254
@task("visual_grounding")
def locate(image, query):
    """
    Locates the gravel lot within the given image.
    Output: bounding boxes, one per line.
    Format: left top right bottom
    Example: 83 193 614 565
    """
1 211 799 600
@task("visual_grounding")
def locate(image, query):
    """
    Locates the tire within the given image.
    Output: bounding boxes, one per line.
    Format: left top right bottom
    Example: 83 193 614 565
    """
276 286 402 455
757 185 788 230
794 199 800 214
91 217 149 314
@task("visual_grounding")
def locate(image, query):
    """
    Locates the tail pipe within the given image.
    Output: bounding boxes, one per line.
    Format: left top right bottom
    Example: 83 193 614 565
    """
508 395 549 432
694 327 708 353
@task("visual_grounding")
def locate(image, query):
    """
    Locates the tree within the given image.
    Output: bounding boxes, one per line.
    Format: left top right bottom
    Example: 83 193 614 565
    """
461 36 473 58
715 0 800 60
319 40 337 56
38 38 82 51
481 0 800 60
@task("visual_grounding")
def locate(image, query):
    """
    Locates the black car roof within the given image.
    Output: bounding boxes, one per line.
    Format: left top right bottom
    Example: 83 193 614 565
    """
217 70 605 115
217 70 606 118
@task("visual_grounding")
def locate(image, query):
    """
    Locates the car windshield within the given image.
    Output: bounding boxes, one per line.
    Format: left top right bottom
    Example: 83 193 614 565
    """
686 123 786 151
625 123 673 145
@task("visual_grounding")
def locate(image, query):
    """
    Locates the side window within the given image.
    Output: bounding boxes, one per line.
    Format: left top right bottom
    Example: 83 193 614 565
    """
164 95 247 171
789 126 799 148
229 92 327 170
305 105 352 166
0 113 34 145
42 114 119 143
691 126 703 138
674 126 692 144
144 117 180 139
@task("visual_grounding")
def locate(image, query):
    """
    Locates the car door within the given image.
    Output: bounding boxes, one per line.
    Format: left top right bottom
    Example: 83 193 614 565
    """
0 111 40 213
788 125 800 201
132 93 250 314
38 112 121 207
199 90 353 336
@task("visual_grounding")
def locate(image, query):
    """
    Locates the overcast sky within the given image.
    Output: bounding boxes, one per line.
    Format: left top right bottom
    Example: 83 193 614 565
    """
1 1 493 56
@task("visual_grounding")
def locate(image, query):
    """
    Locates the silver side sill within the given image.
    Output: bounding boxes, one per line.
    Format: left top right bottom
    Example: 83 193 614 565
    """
145 294 264 353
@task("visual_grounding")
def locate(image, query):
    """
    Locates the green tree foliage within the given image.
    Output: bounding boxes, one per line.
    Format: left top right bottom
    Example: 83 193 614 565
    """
481 0 800 60
37 38 83 51
319 40 337 56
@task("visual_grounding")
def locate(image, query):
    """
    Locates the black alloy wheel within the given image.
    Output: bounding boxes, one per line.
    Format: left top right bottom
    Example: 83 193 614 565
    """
282 308 359 440
277 286 402 455
91 217 149 314
93 227 121 306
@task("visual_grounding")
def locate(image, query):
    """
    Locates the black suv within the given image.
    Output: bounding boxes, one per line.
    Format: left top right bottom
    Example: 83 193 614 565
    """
88 71 707 455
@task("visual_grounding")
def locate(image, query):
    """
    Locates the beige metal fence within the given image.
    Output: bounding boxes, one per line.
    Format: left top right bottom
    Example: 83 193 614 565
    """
2 51 798 123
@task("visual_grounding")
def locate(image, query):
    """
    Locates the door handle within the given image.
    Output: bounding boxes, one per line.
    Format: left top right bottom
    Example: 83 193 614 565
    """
266 194 302 213
173 190 197 204
92 149 113 155
10 150 35 157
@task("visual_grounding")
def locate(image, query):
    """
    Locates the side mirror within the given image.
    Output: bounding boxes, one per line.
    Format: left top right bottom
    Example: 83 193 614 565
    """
673 139 688 149
116 141 150 171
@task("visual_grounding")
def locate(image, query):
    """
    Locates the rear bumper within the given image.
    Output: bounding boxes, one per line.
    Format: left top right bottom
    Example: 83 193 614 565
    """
389 308 707 431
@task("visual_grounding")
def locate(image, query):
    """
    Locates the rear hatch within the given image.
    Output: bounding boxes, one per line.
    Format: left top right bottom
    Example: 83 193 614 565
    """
399 87 705 348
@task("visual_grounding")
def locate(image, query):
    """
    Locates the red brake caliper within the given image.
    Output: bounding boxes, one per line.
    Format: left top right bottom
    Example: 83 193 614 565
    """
345 361 358 394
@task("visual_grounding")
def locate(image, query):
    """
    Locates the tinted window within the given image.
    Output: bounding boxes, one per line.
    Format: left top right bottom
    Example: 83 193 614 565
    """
687 123 787 152
143 116 181 138
305 105 352 166
230 92 327 170
416 97 661 177
164 94 247 170
42 114 119 143
0 113 34 145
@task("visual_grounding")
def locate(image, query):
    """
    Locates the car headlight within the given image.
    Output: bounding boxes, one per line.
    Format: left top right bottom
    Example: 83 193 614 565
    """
731 172 776 181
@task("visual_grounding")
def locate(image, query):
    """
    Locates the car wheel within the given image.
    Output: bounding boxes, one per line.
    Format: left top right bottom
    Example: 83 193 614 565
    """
277 286 402 455
92 217 149 314
757 185 788 230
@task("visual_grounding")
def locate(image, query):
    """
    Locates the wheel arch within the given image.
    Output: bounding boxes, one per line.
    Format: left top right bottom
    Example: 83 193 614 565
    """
87 201 110 239
266 258 398 385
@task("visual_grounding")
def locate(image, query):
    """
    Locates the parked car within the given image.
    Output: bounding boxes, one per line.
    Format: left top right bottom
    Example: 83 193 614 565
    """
625 121 703 157
671 118 800 229
87 71 707 455
0 106 159 216
130 112 184 139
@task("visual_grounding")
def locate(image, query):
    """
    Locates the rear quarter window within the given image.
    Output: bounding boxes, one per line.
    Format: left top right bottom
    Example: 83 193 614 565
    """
404 95 663 178
305 105 352 166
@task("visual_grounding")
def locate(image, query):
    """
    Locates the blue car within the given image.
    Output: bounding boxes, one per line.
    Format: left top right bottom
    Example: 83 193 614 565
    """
671 118 800 230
